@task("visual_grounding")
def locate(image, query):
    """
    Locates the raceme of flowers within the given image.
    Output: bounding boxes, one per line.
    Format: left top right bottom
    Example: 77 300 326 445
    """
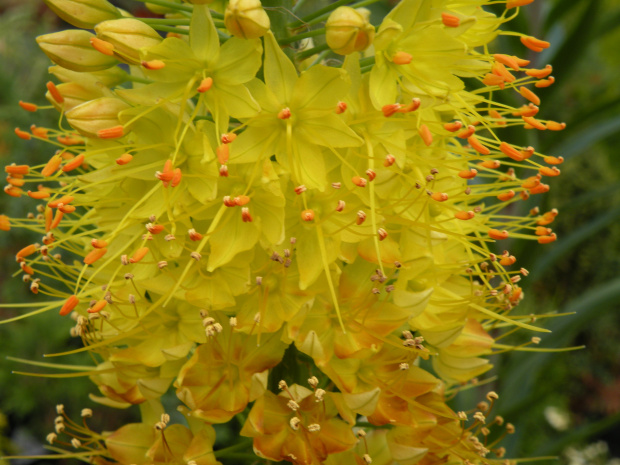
2 0 566 464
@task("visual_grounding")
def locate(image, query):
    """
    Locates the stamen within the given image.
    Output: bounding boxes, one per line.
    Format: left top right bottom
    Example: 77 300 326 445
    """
90 37 115 56
46 81 64 104
97 125 124 139
301 209 315 221
488 229 509 240
142 60 166 70
197 77 213 93
519 87 540 105
62 154 85 172
84 248 107 265
392 51 413 64
19 101 38 112
278 107 291 119
116 153 133 165
441 12 460 27
419 124 433 146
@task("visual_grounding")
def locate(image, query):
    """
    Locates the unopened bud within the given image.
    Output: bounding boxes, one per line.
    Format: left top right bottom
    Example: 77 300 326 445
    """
95 18 162 65
225 0 271 39
37 30 117 72
44 0 121 29
326 6 375 55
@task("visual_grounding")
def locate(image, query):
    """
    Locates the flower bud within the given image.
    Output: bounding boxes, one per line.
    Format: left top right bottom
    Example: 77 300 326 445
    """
49 65 128 88
45 81 107 112
44 0 121 29
65 97 130 138
326 6 375 55
95 19 162 65
225 0 270 40
37 30 116 72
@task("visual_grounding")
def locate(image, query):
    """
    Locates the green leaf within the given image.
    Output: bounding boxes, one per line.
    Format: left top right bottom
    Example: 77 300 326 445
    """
190 4 219 63
263 30 297 104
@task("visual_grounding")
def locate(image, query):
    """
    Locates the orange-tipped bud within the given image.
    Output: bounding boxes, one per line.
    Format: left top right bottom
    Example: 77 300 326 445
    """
116 153 133 165
431 192 448 202
468 136 490 155
539 166 560 177
441 12 460 27
444 121 463 132
234 195 250 206
478 160 501 169
384 154 396 167
87 300 108 313
535 76 555 88
335 101 347 114
16 244 38 259
526 65 552 78
455 211 475 220
488 229 509 240
130 247 149 263
46 81 64 104
142 60 165 70
15 128 32 140
520 35 550 52
500 142 525 161
197 77 213 93
5 164 29 175
493 54 521 71
91 239 108 248
217 145 230 164
59 295 80 316
301 209 315 221
62 154 85 172
27 190 50 200
457 125 476 139
419 124 433 146
97 125 124 139
497 190 516 201
544 156 564 165
221 133 237 144
19 101 38 112
90 37 115 56
538 233 557 244
241 207 253 222
519 86 540 105
42 154 63 177
546 121 566 131
458 168 478 179
84 247 107 265
392 51 412 65
352 176 367 187
507 0 534 9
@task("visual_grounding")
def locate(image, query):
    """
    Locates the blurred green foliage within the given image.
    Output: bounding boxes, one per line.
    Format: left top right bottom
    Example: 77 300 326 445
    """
1 0 619 463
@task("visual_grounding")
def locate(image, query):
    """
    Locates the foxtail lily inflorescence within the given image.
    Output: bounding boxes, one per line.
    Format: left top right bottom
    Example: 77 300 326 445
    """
2 0 568 464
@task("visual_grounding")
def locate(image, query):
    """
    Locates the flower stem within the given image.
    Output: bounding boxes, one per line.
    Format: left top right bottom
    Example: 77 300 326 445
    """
132 0 193 13
278 27 325 45
289 0 351 28
296 42 329 61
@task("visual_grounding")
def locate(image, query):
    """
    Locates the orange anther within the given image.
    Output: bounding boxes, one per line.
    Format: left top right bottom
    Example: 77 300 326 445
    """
526 65 552 78
142 60 166 70
59 295 80 316
520 35 550 52
241 207 253 222
20 262 34 275
91 239 108 248
544 156 564 165
16 244 38 259
27 190 50 200
419 124 433 146
4 185 22 197
499 255 516 266
537 209 558 225
392 51 412 64
84 247 107 265
535 226 552 236
399 98 421 113
221 133 237 144
500 142 524 161
88 300 108 314
62 154 85 172
538 233 557 244
171 168 182 187
384 154 396 167
97 125 124 139
521 177 540 189
441 12 460 27
19 101 38 112
5 164 29 175
529 183 549 195
51 210 64 229
223 196 236 207
90 37 115 56
458 168 478 179
455 211 475 220
146 224 165 234
546 121 566 131
46 81 64 104
382 103 401 118
482 73 506 88
492 62 516 82
366 169 376 181
234 195 250 206
377 228 388 241
522 116 546 130
497 190 515 201
539 166 560 177
277 107 291 119
197 77 213 93
30 125 49 139
15 128 31 140
7 176 25 187
514 103 539 117
44 208 53 232
488 229 509 240
352 176 367 187
335 101 347 114
478 159 501 169
535 76 555 88
0 214 10 231
57 135 84 145
431 192 448 202
130 247 149 264
116 153 133 165
444 121 463 132
468 136 490 155
507 0 534 8
519 86 540 105
42 154 63 177
301 209 315 221
59 204 76 214
493 54 521 71
356 210 366 225
217 144 229 164
48 195 74 208
457 125 476 139
188 229 203 241
489 110 506 126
